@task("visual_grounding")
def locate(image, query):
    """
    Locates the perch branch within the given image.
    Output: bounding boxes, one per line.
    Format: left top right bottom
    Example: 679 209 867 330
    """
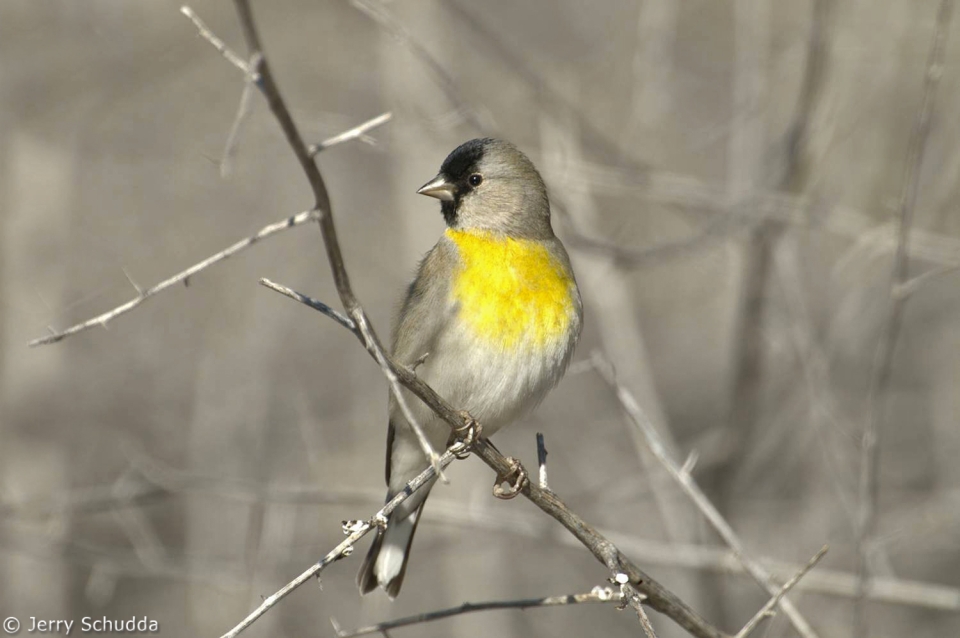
269 280 729 638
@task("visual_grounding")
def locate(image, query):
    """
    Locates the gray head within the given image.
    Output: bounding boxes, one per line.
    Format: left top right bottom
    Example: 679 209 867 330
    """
417 138 553 239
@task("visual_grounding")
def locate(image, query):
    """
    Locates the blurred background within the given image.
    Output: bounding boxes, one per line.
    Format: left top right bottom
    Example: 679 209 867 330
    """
2 1 959 637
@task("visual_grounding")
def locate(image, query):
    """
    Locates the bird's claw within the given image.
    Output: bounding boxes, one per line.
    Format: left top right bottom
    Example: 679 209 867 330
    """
493 457 528 500
452 411 481 459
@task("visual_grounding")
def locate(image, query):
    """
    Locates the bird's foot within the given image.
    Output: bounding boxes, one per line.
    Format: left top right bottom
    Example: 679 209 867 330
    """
451 411 482 459
493 457 528 500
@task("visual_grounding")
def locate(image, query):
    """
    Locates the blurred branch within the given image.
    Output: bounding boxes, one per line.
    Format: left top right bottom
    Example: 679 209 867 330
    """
856 2 955 636
331 588 623 637
554 207 747 269
541 107 707 573
350 0 494 131
734 546 828 638
589 350 820 638
308 111 392 156
542 160 960 266
892 261 960 300
218 449 459 638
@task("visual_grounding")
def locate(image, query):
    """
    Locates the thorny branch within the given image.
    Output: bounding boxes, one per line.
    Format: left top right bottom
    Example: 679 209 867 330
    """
28 209 319 347
25 107 391 349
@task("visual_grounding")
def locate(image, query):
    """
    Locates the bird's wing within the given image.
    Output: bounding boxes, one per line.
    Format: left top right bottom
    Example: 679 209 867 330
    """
384 237 458 484
391 237 457 364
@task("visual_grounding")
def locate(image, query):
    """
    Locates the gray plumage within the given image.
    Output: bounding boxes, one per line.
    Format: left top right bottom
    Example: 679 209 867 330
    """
358 139 582 598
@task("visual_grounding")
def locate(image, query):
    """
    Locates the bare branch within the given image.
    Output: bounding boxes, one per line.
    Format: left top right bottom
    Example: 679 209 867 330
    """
589 350 819 637
29 210 319 347
181 5 257 77
856 2 955 635
333 588 622 638
217 448 458 638
308 112 393 157
635 600 660 638
259 278 356 332
734 546 828 638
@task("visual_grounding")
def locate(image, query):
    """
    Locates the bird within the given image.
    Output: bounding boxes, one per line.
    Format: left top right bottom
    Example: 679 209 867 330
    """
357 138 583 598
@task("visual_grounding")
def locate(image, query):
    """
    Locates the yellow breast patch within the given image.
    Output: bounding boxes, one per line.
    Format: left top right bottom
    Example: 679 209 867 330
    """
446 229 575 349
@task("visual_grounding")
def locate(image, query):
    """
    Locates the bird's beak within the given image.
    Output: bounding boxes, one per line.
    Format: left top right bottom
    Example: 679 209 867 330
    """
416 174 456 201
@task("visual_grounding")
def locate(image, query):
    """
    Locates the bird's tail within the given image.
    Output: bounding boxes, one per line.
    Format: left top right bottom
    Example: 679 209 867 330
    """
357 501 426 598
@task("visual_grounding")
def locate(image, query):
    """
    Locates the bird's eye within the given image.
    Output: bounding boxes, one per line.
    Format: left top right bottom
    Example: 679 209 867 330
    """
468 174 483 187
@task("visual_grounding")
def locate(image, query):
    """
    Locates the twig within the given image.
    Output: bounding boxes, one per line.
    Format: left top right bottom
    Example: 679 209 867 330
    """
635 602 660 638
28 210 320 346
259 279 355 331
536 432 549 490
734 546 828 638
181 5 257 77
855 2 954 636
589 350 819 637
308 112 392 157
217 449 458 638
332 588 622 637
